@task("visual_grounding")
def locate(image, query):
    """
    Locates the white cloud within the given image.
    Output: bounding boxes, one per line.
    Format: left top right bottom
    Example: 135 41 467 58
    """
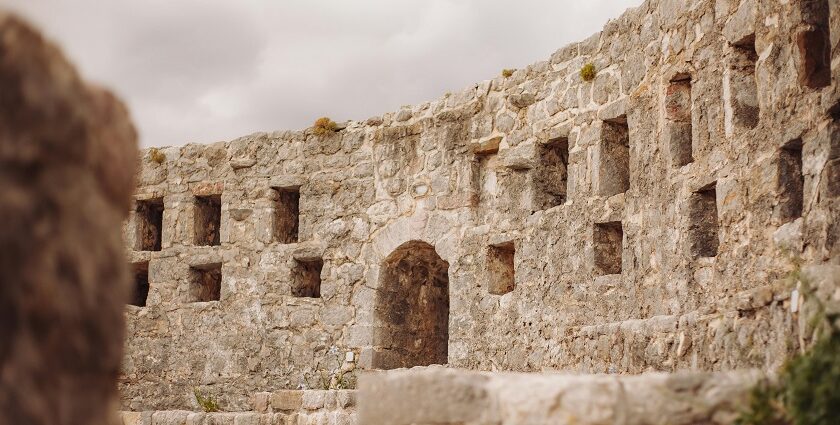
6 0 642 147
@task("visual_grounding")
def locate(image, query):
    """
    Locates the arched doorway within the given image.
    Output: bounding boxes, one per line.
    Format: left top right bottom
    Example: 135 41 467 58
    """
372 241 449 369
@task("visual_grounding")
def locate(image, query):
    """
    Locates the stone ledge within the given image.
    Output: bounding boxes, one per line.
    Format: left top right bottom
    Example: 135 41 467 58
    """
358 367 762 425
119 410 357 425
256 389 356 413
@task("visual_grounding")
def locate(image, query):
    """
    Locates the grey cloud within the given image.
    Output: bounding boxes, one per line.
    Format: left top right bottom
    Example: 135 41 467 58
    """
6 0 642 147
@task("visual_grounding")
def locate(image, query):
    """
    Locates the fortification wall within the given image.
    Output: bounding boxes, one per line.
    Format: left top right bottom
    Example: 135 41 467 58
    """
121 0 840 410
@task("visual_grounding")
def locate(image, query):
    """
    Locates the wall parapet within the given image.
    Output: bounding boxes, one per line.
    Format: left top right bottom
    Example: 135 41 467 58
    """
358 367 763 425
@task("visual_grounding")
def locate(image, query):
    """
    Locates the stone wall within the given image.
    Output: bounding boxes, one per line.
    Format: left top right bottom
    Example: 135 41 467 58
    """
119 389 356 425
358 367 762 425
121 0 840 410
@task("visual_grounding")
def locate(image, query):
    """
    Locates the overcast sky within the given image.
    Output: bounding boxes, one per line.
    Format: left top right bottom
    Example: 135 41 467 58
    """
7 1 641 147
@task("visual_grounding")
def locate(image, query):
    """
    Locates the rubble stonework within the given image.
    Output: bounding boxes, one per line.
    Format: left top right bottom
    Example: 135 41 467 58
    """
122 0 840 412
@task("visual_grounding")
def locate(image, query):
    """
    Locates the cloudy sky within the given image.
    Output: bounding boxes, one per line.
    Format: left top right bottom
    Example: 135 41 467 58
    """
8 1 641 148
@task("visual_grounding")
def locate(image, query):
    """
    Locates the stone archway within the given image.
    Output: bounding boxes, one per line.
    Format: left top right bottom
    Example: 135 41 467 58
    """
372 241 449 369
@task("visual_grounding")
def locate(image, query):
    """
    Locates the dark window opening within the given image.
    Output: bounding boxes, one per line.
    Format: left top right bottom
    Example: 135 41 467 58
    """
535 137 570 209
273 187 300 244
598 116 630 196
195 194 221 246
292 258 323 298
373 241 449 369
666 76 693 167
488 241 515 295
689 184 719 258
594 222 623 275
130 262 150 307
797 0 831 89
777 139 804 222
189 263 222 302
729 36 759 129
136 198 164 251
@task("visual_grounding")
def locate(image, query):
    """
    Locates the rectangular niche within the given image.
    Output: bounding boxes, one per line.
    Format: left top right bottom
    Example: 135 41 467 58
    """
689 184 719 258
194 194 221 246
474 143 500 207
776 139 804 222
292 258 323 298
272 187 300 244
593 222 623 276
487 241 515 295
598 116 630 197
189 263 222 302
130 262 150 307
797 0 831 89
728 36 759 130
136 197 164 251
666 76 693 167
535 137 570 209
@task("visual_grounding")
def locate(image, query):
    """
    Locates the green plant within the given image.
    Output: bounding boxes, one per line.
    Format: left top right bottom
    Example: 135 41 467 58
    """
735 380 786 425
735 260 840 425
312 117 337 136
783 330 840 425
193 388 220 412
580 63 597 82
501 68 515 78
149 147 166 164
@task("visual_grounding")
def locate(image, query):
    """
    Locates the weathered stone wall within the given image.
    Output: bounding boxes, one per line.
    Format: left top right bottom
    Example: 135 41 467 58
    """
119 389 356 425
122 0 840 410
358 367 762 425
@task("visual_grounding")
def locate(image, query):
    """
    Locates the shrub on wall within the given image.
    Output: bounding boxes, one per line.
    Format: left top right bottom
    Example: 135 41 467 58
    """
149 147 166 164
580 63 597 82
736 265 840 425
312 117 337 136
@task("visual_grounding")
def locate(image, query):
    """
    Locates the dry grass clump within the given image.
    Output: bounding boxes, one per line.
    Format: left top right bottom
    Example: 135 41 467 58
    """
580 63 597 82
149 147 166 164
312 117 337 136
193 388 220 412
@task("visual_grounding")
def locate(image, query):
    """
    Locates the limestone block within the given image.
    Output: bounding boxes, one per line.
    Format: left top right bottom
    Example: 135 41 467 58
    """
151 411 190 425
335 390 356 408
722 0 754 46
233 413 260 425
270 391 303 411
254 392 271 413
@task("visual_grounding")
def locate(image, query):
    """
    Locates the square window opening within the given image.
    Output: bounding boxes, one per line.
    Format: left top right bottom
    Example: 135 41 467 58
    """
272 187 300 244
292 258 323 298
194 194 221 246
594 222 623 275
130 262 150 307
689 184 719 258
488 242 515 295
136 198 164 251
536 137 570 209
189 263 222 302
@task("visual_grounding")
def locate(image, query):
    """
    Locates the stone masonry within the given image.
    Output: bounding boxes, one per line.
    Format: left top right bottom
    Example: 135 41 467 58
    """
121 0 840 413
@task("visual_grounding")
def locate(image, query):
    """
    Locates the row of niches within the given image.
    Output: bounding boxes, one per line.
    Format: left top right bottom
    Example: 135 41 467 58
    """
134 187 300 252
480 25 832 213
127 257 324 307
487 144 810 295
